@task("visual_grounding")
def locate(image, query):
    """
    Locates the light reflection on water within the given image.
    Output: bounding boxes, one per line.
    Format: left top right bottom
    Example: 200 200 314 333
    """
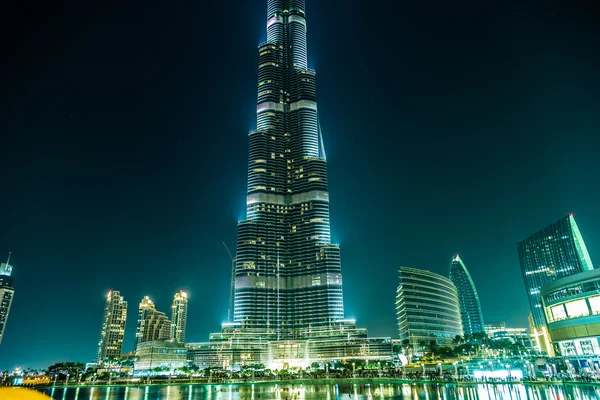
42 382 600 400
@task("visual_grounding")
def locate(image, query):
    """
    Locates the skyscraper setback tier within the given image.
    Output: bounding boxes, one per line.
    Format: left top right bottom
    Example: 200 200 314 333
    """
235 0 343 338
449 255 485 336
518 214 594 329
192 0 393 369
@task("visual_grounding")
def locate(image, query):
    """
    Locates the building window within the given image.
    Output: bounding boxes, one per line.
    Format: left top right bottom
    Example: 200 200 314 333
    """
565 299 589 319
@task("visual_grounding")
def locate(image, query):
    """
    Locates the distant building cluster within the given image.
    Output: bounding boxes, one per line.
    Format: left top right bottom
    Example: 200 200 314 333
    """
96 290 188 372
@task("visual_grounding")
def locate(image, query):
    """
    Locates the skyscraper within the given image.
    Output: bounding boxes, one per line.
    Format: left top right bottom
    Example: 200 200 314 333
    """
134 296 171 352
171 291 188 343
97 290 128 363
234 0 343 339
188 0 393 369
449 254 485 336
518 214 594 329
396 267 463 348
0 254 15 345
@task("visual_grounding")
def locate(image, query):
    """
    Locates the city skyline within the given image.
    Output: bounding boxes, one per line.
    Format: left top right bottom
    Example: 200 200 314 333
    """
2 0 599 370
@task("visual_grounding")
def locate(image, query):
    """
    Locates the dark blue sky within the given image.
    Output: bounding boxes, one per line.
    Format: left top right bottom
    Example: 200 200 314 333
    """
1 0 599 370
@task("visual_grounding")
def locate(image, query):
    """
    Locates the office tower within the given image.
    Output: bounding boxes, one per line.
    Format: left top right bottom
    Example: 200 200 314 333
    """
97 290 128 363
234 0 344 338
171 290 188 343
0 254 15 345
396 267 463 347
134 296 171 352
518 214 594 329
449 254 485 335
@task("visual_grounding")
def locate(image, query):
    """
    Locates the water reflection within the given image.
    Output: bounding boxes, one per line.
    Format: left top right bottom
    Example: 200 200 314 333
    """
42 382 600 400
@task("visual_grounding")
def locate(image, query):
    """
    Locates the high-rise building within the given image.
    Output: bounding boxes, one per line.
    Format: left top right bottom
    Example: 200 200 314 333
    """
189 0 393 369
396 267 463 348
171 291 188 343
0 253 15 345
449 255 485 336
97 290 128 363
233 0 343 339
134 296 170 352
518 215 594 330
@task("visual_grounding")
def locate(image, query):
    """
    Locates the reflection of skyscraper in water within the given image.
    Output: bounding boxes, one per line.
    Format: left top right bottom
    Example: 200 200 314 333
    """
0 253 15 345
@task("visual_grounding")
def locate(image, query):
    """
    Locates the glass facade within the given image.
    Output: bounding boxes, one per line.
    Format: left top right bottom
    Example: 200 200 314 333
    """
396 267 463 347
234 0 343 338
541 269 600 357
134 340 188 372
97 290 128 363
0 261 14 345
518 215 594 329
449 255 485 335
134 296 171 353
191 1 393 369
171 291 188 343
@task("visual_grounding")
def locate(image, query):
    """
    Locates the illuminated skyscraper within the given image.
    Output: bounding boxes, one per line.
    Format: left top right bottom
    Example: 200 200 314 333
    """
189 0 393 369
97 290 128 363
518 214 594 329
449 255 485 335
0 254 15 345
134 296 170 352
171 291 188 343
234 0 343 340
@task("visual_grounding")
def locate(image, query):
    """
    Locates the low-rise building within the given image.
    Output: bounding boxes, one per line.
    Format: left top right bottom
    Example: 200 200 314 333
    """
541 269 600 361
134 341 187 373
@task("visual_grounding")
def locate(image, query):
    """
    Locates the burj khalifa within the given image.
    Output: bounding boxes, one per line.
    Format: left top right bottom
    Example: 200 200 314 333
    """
235 0 343 340
189 0 392 369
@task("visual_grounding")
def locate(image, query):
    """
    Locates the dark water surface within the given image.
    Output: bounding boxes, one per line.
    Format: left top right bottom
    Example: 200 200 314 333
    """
42 382 600 400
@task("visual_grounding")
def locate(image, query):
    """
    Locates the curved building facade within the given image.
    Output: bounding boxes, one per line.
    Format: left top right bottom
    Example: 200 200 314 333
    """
396 267 463 347
449 255 485 335
541 269 600 358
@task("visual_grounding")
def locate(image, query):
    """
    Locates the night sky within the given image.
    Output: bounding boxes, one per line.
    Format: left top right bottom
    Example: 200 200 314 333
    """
2 0 600 370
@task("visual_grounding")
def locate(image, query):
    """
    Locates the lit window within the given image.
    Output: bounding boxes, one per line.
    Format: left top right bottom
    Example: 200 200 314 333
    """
565 299 589 319
589 296 600 315
550 305 567 322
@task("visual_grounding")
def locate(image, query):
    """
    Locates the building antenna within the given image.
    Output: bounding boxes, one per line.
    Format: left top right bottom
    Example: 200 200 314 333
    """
222 242 236 323
6 252 11 265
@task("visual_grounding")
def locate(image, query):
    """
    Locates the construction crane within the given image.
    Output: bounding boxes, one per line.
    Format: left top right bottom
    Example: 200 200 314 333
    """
222 242 236 323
